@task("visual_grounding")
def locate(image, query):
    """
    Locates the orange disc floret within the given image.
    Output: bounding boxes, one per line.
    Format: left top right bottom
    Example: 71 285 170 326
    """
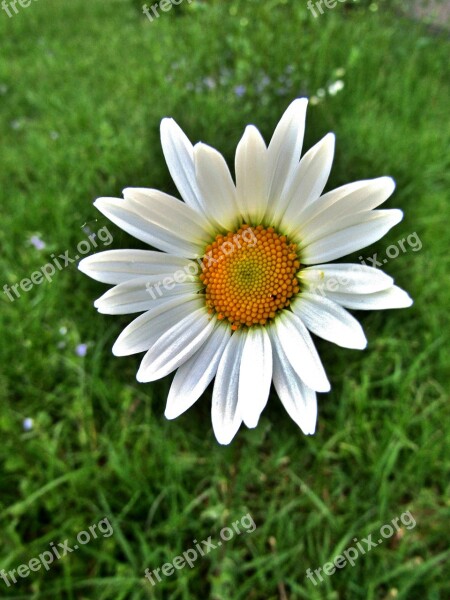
199 224 300 329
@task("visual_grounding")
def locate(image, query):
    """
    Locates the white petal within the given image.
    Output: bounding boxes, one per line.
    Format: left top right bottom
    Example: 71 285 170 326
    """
112 294 203 356
296 177 396 227
279 133 335 232
300 263 393 295
270 332 318 435
194 143 239 231
266 98 308 217
235 125 268 224
94 195 206 257
165 322 231 420
238 327 273 429
325 285 413 310
292 293 367 350
270 311 330 392
211 330 245 445
136 308 215 382
78 250 196 285
94 276 201 314
301 209 403 264
160 118 207 216
299 208 374 247
124 187 213 238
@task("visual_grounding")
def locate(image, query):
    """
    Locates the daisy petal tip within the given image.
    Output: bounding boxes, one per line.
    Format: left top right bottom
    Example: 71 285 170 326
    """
77 257 89 273
381 175 396 195
244 123 264 141
121 186 135 197
135 369 146 383
399 290 414 308
111 340 128 358
325 131 336 145
193 141 213 158
214 434 234 446
320 381 332 394
160 117 175 132
212 422 240 446
351 328 368 350
95 305 110 315
93 196 115 213
391 208 404 223
290 97 309 111
164 408 178 421
243 418 258 430
315 381 331 394
357 338 368 351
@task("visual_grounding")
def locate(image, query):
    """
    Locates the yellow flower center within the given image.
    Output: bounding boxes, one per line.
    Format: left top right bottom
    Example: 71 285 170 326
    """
200 224 300 330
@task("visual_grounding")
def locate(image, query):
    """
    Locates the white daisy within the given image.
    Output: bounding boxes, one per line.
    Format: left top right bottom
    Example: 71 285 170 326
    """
79 98 412 445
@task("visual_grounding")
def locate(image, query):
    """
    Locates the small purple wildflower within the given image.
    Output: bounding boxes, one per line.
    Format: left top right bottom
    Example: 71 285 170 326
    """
23 418 33 431
75 343 88 357
30 235 46 250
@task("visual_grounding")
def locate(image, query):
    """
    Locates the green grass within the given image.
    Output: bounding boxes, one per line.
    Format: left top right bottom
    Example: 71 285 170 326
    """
0 0 449 598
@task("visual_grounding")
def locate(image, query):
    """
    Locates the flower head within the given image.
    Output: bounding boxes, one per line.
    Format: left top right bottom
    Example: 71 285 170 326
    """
79 99 412 444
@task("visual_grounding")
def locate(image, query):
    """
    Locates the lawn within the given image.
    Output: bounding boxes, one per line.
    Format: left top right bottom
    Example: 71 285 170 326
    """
0 0 449 598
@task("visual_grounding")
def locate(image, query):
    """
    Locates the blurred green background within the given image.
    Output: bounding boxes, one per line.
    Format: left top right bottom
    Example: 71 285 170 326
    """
1 0 449 598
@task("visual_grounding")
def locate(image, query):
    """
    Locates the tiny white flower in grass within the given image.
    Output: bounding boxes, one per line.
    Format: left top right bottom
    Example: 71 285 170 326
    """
23 418 33 431
79 98 412 445
75 343 88 357
328 80 344 96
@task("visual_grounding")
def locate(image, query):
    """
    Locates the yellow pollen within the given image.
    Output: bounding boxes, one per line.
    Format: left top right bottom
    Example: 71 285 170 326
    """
199 224 301 330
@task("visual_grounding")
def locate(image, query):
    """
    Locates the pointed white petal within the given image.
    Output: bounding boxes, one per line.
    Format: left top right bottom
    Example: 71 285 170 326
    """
94 195 206 257
194 143 239 231
270 311 330 392
112 294 203 356
211 330 246 445
165 322 231 420
235 125 268 224
270 332 318 435
279 133 335 232
136 308 215 382
292 293 367 350
300 263 393 295
94 276 201 315
160 118 207 216
325 285 413 310
238 327 273 429
266 99 308 216
296 177 396 227
301 209 403 264
78 250 196 285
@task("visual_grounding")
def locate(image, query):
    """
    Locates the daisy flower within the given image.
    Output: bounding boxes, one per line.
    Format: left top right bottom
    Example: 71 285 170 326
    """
79 99 412 445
